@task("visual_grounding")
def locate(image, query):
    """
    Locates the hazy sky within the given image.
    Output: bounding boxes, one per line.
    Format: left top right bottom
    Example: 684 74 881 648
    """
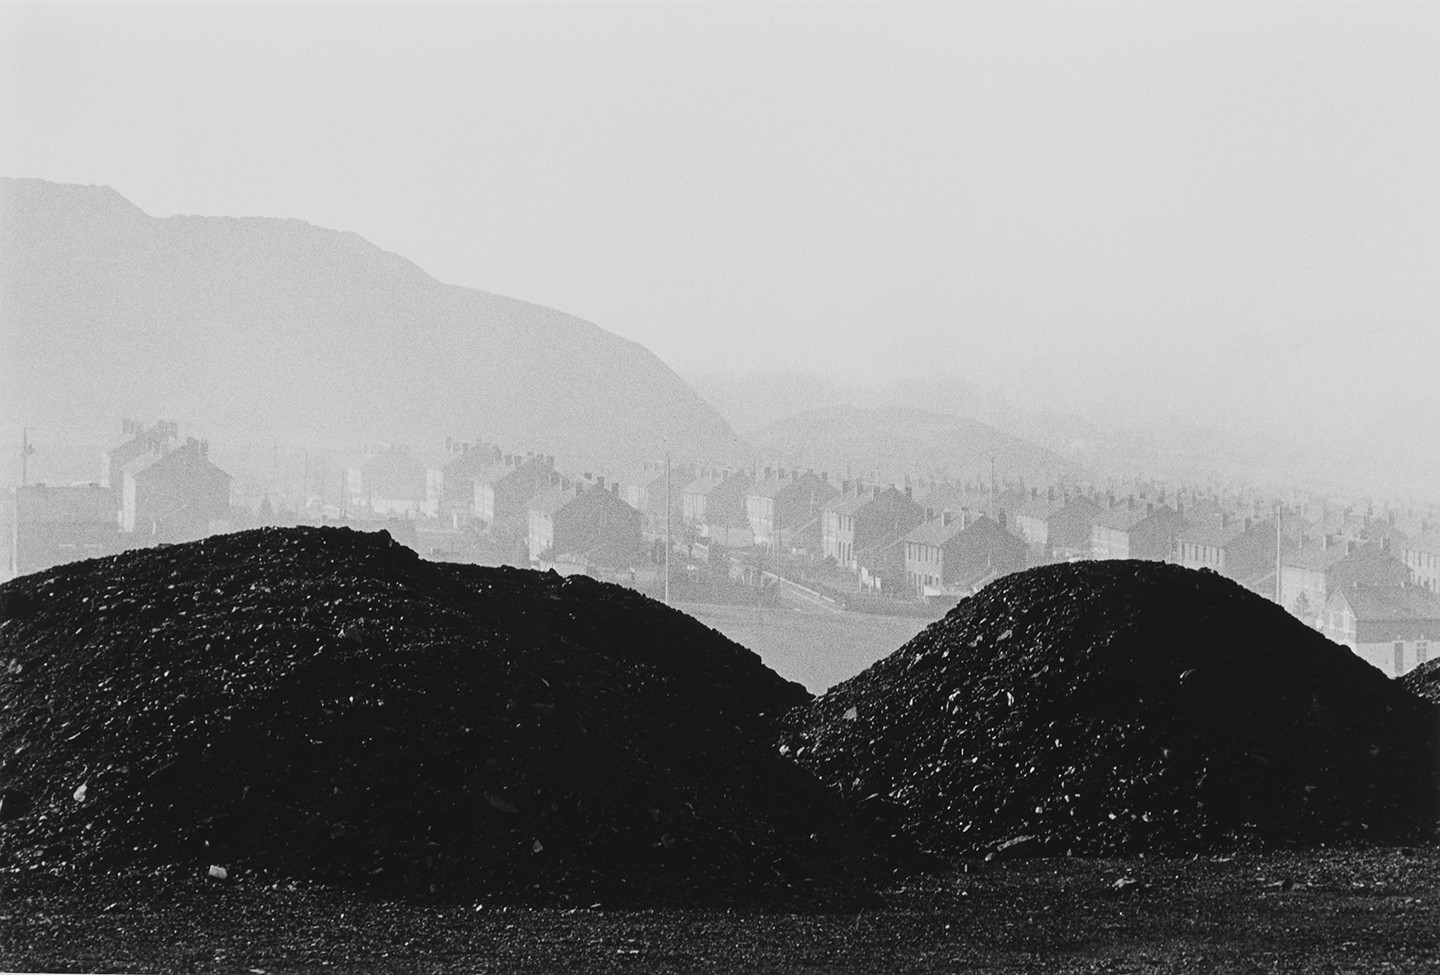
3 2 1438 411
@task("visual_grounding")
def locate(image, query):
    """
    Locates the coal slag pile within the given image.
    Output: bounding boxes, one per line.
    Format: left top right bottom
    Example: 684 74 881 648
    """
780 561 1440 857
0 527 867 905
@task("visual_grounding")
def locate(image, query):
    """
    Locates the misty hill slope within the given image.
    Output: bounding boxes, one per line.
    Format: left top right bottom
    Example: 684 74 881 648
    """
0 178 737 467
747 405 1084 485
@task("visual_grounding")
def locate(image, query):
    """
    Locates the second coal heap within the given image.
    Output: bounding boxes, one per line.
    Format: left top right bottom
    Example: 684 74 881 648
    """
780 560 1439 857
0 527 862 905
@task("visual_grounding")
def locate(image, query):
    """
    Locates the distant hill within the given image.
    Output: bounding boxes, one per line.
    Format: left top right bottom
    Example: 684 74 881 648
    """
0 178 739 471
746 405 1085 486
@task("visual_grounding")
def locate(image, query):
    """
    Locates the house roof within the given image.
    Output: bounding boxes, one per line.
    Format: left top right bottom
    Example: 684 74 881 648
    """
472 460 515 488
132 444 231 484
528 484 579 517
1333 584 1440 623
1091 506 1150 531
443 444 502 479
1391 513 1429 538
747 473 832 503
1014 495 1065 522
493 456 552 489
822 491 873 516
119 451 162 479
904 515 967 547
1094 503 1183 533
995 488 1030 514
747 476 791 499
682 474 723 497
362 446 426 475
1284 539 1358 572
913 484 964 511
1175 516 1248 549
106 422 180 467
1051 495 1101 519
1360 521 1410 549
1406 531 1440 558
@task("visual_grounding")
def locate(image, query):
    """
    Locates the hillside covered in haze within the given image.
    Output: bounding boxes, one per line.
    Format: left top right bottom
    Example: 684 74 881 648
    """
746 405 1085 487
0 179 738 469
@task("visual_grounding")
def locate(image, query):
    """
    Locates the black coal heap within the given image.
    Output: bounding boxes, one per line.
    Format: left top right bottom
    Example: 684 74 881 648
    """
780 560 1439 857
0 527 867 905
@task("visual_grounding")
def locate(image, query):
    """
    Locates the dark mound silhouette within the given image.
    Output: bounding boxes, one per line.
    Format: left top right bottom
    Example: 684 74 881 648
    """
0 527 872 906
780 560 1439 858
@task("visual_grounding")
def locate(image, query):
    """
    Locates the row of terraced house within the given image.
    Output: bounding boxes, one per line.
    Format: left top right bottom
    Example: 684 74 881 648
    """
348 441 1440 680
12 424 1440 679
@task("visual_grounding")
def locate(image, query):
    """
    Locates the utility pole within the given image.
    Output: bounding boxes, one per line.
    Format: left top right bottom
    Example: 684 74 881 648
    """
989 455 997 522
13 429 36 578
1275 498 1283 606
664 451 671 607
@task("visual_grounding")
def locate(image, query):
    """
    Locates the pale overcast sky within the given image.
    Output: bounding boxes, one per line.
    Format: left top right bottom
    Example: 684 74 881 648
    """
3 2 1438 420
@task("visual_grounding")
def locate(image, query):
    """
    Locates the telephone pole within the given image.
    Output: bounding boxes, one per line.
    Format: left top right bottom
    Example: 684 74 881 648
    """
664 452 671 607
13 429 36 578
21 428 33 487
1275 499 1284 606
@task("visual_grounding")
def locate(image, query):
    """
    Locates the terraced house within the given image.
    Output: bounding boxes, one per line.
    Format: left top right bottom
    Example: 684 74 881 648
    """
1322 582 1440 677
745 469 836 552
1089 501 1186 561
473 453 554 531
1279 538 1410 627
123 438 232 542
526 477 643 569
821 483 924 571
681 469 751 541
1402 530 1440 594
904 512 1026 597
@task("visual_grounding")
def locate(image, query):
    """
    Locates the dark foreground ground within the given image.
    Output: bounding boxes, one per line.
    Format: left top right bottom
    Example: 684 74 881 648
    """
3 848 1438 974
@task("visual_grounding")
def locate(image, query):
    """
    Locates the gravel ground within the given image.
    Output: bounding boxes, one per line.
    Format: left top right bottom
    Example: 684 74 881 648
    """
3 847 1439 973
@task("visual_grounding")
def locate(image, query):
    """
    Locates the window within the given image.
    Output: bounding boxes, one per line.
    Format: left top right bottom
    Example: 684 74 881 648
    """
1419 640 1430 665
1394 641 1406 675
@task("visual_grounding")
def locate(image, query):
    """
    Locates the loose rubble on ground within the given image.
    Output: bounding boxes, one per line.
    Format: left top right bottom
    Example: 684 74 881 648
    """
780 560 1439 859
0 527 879 907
